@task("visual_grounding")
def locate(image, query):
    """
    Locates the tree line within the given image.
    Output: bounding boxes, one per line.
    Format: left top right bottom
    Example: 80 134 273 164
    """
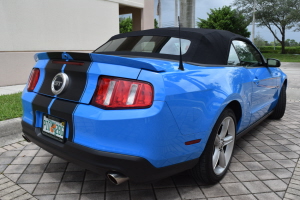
254 34 300 48
119 0 300 54
232 0 300 54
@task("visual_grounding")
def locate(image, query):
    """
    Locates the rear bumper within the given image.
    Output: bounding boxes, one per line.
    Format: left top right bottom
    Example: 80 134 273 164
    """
22 120 198 182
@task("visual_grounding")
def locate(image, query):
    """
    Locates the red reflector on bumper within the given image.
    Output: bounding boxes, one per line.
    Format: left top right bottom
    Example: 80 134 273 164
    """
185 139 201 145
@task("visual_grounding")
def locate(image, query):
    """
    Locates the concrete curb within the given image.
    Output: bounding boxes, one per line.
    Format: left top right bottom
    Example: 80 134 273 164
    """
0 117 23 147
0 117 22 137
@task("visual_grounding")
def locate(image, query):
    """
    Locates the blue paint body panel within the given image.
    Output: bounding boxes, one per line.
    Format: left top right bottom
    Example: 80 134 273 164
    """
22 52 287 170
73 101 204 167
161 64 251 135
21 91 36 125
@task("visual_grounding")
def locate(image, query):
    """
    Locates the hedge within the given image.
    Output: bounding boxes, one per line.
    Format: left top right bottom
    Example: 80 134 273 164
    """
259 46 300 54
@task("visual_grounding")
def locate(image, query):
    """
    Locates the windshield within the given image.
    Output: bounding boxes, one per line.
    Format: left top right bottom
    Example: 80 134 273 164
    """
94 36 191 55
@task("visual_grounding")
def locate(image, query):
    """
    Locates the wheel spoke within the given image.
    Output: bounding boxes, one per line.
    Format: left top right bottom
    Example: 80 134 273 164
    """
213 148 220 169
219 150 226 168
219 118 230 139
214 134 221 146
223 135 233 146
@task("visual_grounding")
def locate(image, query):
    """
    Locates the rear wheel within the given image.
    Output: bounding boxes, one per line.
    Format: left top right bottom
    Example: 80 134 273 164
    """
189 108 236 184
269 84 286 119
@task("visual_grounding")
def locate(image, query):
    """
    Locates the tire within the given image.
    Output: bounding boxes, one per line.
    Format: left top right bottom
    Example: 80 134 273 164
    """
189 108 236 184
269 84 286 119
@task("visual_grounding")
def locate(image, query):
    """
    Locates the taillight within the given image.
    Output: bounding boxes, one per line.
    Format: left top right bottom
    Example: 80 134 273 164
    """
91 76 154 109
27 68 40 92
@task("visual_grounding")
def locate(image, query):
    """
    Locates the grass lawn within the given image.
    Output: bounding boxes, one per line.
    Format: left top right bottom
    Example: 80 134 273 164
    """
0 92 23 121
263 53 300 62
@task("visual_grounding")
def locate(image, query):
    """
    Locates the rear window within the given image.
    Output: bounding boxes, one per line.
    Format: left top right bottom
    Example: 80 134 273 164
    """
94 36 191 55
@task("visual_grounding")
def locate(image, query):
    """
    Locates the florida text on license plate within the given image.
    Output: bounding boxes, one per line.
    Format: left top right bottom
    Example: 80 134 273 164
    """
42 115 65 142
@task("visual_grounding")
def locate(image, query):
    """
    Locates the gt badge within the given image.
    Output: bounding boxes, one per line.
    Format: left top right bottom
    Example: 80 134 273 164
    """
51 73 69 95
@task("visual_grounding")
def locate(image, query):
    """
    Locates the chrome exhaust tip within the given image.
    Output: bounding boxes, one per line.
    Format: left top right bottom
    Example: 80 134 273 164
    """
107 172 129 185
22 135 31 142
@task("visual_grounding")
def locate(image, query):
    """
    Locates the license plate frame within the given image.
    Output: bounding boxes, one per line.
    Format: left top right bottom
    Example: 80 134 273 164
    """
42 114 66 142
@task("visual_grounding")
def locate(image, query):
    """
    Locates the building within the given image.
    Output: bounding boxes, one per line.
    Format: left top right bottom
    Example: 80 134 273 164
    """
0 0 154 86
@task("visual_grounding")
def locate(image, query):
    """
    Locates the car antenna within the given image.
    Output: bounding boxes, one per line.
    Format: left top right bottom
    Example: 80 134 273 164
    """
178 16 184 71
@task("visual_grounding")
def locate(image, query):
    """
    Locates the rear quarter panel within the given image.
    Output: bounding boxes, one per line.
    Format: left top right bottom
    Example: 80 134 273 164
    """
160 64 254 141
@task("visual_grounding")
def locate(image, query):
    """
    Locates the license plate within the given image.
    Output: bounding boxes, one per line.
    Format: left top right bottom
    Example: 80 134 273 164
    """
42 115 66 142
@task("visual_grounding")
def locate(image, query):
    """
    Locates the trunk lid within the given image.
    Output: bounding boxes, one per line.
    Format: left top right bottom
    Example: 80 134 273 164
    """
33 52 165 104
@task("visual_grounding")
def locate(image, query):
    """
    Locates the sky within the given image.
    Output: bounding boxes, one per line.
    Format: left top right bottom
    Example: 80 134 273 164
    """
153 0 300 42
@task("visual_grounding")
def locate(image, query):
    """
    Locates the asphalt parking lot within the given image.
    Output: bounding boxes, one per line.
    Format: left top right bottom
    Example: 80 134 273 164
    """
281 63 300 102
0 63 300 200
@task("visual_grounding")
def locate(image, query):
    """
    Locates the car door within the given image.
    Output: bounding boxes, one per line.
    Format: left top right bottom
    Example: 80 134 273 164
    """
232 40 279 124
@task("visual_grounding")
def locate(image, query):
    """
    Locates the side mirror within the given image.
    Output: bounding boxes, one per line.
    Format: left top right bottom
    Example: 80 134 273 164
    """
267 58 281 67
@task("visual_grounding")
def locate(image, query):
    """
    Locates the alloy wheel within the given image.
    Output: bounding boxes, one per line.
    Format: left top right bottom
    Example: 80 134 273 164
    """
212 116 235 175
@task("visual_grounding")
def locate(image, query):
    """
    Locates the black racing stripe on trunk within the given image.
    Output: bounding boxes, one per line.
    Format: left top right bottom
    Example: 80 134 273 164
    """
50 99 78 141
57 62 91 101
38 61 64 96
38 58 91 102
47 52 65 59
67 52 92 61
32 94 53 126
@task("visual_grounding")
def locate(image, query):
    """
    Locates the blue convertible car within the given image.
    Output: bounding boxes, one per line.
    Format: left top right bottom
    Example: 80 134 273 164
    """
21 28 287 185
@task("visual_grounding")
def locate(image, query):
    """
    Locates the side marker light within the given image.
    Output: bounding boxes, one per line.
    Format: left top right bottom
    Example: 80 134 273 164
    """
185 139 201 145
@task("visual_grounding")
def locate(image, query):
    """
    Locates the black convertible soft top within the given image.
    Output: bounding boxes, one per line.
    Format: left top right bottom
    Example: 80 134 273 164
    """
95 28 249 65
